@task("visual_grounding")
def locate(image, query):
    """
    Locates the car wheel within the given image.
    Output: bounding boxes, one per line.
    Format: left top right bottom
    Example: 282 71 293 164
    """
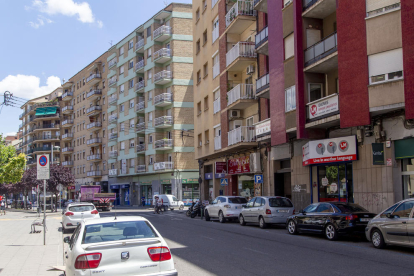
179 205 184 210
325 224 338 241
287 220 298 235
219 211 226 223
164 206 167 212
205 210 211 221
371 229 386 249
186 209 191 217
259 216 267 229
239 215 246 226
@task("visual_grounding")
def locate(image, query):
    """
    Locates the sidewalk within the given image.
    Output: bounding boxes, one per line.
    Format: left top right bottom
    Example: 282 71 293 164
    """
0 210 64 276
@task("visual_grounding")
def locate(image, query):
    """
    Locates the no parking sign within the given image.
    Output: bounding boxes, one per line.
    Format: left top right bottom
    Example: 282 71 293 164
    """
37 154 50 180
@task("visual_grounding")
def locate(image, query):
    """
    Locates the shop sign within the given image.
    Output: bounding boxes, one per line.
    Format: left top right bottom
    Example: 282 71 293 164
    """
387 158 392 166
215 173 226 178
308 93 339 120
121 184 130 189
302 136 357 166
182 178 198 184
255 119 271 137
372 143 385 165
321 177 329 186
205 173 213 180
228 156 250 174
215 162 227 174
68 186 75 190
110 185 120 189
161 179 171 184
330 183 338 193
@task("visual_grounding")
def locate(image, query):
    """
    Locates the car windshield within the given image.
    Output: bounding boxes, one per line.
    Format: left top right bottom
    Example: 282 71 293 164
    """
172 197 179 201
269 198 293 207
334 203 368 213
82 221 158 244
228 198 247 204
69 205 94 212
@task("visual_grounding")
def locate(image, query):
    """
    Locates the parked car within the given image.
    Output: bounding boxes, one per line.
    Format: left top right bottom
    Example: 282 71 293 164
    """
63 216 177 276
286 202 376 240
366 199 414 249
16 200 32 209
152 194 184 211
62 203 100 233
239 196 294 228
204 196 247 223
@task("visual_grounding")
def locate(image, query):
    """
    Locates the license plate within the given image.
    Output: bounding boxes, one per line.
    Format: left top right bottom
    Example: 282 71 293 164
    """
277 210 289 213
360 218 371 222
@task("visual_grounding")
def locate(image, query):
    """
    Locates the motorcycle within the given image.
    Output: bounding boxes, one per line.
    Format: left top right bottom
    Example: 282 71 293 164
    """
190 201 202 218
186 202 195 217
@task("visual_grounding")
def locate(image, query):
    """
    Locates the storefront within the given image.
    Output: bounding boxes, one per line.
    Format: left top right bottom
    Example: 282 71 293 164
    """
228 156 256 199
140 181 152 205
303 136 358 203
67 186 76 200
110 184 120 205
121 184 130 206
182 178 200 205
205 173 214 201
395 138 414 199
161 179 172 194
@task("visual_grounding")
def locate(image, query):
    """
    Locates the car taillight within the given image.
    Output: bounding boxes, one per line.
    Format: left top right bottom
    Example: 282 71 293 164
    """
91 210 99 214
74 253 102 269
65 212 74 216
346 214 358 221
147 246 172 262
293 209 295 214
266 209 271 215
224 204 231 208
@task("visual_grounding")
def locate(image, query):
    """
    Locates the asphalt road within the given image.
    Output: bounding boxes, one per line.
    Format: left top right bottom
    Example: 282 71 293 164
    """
99 209 414 276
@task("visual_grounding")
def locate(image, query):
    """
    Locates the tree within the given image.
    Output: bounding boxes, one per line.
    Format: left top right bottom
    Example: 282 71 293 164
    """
0 135 26 184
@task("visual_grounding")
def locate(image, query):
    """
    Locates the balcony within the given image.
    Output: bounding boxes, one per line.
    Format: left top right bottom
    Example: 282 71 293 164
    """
154 48 172 64
155 139 173 150
87 171 102 177
306 93 339 127
62 161 74 166
87 138 102 146
62 133 74 140
136 165 146 173
135 60 145 73
154 93 172 107
256 73 270 98
109 133 118 140
214 98 221 114
255 118 271 142
86 73 102 86
34 112 60 120
136 144 145 153
62 92 73 101
227 84 256 108
87 122 102 130
302 0 337 19
135 101 145 113
154 71 172 85
153 25 172 42
254 0 267 13
214 136 222 151
87 154 102 161
136 122 146 133
225 0 256 34
33 146 60 153
61 119 74 127
26 159 36 166
108 114 118 124
62 147 74 154
135 39 145 53
255 26 268 55
228 126 256 146
213 62 220 79
153 162 174 171
226 42 256 70
108 94 117 105
109 169 117 176
33 123 60 131
109 76 117 87
304 32 338 72
39 134 60 141
62 105 73 114
86 105 102 116
154 116 173 128
86 89 102 100
108 58 117 69
109 151 118 159
135 80 145 92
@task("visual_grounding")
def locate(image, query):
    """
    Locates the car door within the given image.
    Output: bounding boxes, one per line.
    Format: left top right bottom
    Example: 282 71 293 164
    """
315 203 335 232
250 197 262 222
216 197 226 217
209 198 218 217
382 201 414 244
406 201 414 243
297 204 319 231
65 224 82 274
243 197 255 222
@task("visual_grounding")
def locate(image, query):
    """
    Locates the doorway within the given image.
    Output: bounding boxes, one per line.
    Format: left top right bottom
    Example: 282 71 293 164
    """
314 163 353 203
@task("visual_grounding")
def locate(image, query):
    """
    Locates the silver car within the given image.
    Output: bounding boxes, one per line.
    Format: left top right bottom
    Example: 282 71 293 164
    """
366 199 414 249
239 196 295 229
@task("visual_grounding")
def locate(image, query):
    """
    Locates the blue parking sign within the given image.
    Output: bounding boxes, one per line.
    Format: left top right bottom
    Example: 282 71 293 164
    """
254 175 263 184
220 178 228 186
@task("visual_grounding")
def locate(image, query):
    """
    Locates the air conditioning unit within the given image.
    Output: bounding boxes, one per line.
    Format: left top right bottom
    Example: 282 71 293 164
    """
247 65 255 75
250 152 262 173
229 110 241 119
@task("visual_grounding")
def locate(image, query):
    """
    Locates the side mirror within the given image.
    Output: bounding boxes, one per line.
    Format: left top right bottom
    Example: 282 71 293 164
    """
63 236 70 244
386 213 395 219
242 204 247 208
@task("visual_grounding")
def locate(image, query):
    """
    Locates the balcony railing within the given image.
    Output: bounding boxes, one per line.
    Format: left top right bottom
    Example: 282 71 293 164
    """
87 154 102 161
214 136 221 150
256 73 269 94
153 162 174 171
61 119 74 126
135 60 145 72
154 116 173 127
154 25 172 38
226 41 256 67
109 169 117 176
87 106 102 114
62 106 73 113
366 2 400 17
34 102 59 109
109 77 117 87
135 39 144 51
136 165 146 173
34 123 59 130
35 113 60 119
62 147 74 153
86 73 101 83
108 58 117 68
108 114 118 123
154 48 171 61
87 89 102 98
62 92 73 100
108 94 117 105
214 98 221 114
135 102 145 112
87 122 102 129
213 62 220 79
62 161 74 166
87 171 102 177
154 70 172 83
136 144 145 152
227 84 255 106
136 122 146 132
304 32 337 67
135 80 145 91
154 93 172 105
87 138 102 145
255 26 268 48
225 0 255 28
155 139 173 149
61 133 74 139
228 126 256 146
109 150 118 158
33 146 60 152
109 133 118 140
40 134 59 140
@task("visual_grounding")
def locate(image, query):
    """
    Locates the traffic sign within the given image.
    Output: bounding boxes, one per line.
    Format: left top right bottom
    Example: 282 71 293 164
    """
254 174 263 184
220 178 228 186
37 154 50 180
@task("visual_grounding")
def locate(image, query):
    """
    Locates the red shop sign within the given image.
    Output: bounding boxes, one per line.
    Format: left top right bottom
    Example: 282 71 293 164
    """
228 156 250 175
215 162 227 174
68 186 75 190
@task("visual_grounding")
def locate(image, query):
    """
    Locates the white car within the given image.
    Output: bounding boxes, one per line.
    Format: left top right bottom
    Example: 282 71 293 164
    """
152 194 184 211
63 216 177 276
62 203 100 233
204 196 248 223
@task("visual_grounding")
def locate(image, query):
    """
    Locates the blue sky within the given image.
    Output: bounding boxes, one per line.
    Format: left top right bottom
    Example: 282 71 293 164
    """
0 0 192 137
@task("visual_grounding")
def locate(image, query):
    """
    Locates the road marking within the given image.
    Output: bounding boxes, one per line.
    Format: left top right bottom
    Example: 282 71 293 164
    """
244 247 267 255
201 235 214 240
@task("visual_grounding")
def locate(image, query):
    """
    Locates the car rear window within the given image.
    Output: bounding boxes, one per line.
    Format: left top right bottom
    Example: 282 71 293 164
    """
82 221 158 244
269 198 293 207
334 203 368 213
69 205 94 212
228 198 247 204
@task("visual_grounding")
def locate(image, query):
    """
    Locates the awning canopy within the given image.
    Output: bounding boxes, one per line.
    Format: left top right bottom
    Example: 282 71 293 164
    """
35 108 46 116
395 138 414 159
35 106 57 116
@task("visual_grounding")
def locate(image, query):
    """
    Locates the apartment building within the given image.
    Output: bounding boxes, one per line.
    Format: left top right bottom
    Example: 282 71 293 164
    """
61 52 110 192
19 88 63 170
107 3 197 206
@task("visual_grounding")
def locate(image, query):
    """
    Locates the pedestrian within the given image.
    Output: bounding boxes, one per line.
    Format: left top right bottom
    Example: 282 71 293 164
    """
159 197 164 213
154 196 159 214
141 196 146 207
1 200 5 215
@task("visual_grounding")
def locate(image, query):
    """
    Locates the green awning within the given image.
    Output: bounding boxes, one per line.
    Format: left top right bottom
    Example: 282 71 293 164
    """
395 138 414 159
35 108 46 116
44 107 57 115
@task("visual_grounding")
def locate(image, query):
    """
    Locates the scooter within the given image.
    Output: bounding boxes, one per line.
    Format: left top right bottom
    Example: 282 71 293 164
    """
186 202 195 217
190 202 202 218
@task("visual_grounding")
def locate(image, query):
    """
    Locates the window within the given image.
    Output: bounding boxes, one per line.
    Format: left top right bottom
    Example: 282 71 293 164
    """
317 203 334 213
148 71 152 82
129 60 134 69
103 162 106 171
212 0 218 8
103 97 106 105
148 91 153 101
129 99 134 109
204 96 209 110
284 33 295 60
303 204 318 213
120 66 124 75
147 48 152 58
285 85 296 112
366 0 401 16
203 30 208 45
196 8 200 21
120 46 124 55
120 122 125 131
246 116 254 126
196 39 201 54
128 40 134 49
149 156 153 164
130 139 135 147
380 203 400 218
103 130 105 138
148 112 153 122
203 63 208 77
103 113 106 121
129 79 134 89
149 135 153 143
121 141 125 150
197 102 202 115
83 78 85 85
203 0 207 10
392 201 414 218
102 63 105 73
130 158 135 168
83 137 85 144
197 70 201 83
198 134 202 147
204 130 209 144
254 198 261 207
129 119 134 129
213 53 219 78
368 48 403 84
308 83 323 103
147 26 151 38
103 80 105 88
283 0 292 7
120 84 125 93
212 16 219 43
120 104 125 112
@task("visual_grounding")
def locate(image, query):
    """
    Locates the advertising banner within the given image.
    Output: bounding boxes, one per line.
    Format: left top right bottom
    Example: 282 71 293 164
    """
228 156 250 174
302 136 357 166
215 162 227 174
255 119 271 137
80 186 100 201
372 143 385 165
308 94 339 120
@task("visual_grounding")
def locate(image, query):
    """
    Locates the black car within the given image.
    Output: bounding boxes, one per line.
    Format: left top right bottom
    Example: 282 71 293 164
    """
286 202 376 240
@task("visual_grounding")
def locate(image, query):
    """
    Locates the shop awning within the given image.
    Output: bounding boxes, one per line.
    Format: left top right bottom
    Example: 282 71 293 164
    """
44 107 57 115
395 138 414 159
35 108 46 116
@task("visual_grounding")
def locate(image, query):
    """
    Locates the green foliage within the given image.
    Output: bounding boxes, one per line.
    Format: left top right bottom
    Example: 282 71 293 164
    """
0 135 25 184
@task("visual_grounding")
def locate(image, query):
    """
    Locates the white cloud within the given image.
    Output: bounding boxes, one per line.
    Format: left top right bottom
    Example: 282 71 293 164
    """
30 0 102 26
0 75 61 101
5 132 17 137
29 15 53 29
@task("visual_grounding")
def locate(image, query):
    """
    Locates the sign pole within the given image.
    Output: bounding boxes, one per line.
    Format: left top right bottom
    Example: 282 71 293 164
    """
37 154 50 246
43 179 46 245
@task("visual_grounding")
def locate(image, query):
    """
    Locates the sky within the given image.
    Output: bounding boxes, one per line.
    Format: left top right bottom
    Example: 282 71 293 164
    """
0 0 192 137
